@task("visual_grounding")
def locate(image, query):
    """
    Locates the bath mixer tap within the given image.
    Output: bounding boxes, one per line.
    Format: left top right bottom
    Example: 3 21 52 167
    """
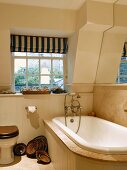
64 93 81 116
64 92 82 133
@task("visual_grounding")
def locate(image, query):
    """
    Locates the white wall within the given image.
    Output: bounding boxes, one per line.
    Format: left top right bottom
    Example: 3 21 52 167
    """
73 29 103 83
67 32 79 84
0 3 76 32
68 0 114 85
87 0 113 26
96 30 126 83
72 0 127 85
0 30 11 86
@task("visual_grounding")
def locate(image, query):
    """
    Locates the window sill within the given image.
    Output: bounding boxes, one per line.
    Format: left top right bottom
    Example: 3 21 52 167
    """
0 93 23 97
0 93 67 97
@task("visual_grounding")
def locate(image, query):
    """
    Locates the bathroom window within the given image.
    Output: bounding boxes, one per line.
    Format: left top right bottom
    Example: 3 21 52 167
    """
116 42 127 83
11 35 68 92
12 52 66 92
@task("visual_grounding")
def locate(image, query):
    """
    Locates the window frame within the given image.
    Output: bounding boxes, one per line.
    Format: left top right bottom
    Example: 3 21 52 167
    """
11 52 67 92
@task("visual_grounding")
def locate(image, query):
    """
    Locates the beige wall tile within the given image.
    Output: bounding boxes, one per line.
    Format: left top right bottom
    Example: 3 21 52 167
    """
93 86 127 127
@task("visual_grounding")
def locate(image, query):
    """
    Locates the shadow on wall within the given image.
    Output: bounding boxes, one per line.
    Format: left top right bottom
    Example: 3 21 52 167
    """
26 107 40 129
27 112 40 129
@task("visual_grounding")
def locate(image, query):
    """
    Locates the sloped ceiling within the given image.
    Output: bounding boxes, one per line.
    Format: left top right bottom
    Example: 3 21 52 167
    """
0 0 124 10
0 0 86 10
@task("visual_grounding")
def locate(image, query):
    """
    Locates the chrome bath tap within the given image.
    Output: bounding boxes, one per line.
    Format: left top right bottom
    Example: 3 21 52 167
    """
64 93 81 116
64 92 82 133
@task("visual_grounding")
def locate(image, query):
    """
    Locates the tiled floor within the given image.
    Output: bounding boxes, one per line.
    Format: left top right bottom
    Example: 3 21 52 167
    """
0 155 55 170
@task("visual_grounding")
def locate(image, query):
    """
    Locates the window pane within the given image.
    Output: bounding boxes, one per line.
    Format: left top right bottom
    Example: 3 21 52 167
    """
40 60 51 74
13 52 65 92
117 77 127 83
119 62 127 76
116 60 127 83
116 43 127 84
40 76 51 88
28 76 39 87
27 53 52 57
52 76 64 88
15 75 26 92
13 52 26 56
14 59 26 74
41 53 52 57
53 60 63 75
27 53 40 57
52 53 64 58
28 59 39 74
41 84 51 89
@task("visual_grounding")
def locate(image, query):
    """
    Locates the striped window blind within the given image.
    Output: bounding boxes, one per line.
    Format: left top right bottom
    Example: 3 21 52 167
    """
123 42 127 57
11 35 68 54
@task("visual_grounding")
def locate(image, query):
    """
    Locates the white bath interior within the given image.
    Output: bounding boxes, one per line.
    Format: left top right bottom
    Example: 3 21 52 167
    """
53 116 127 154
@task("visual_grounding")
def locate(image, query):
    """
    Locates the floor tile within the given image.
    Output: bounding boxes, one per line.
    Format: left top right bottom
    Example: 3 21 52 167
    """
0 155 55 170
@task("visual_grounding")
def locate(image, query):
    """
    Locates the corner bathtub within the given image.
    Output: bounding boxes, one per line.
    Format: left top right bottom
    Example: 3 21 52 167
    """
52 116 127 154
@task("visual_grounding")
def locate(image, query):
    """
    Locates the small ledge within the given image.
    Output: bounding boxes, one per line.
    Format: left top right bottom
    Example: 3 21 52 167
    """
94 84 127 90
0 93 23 97
0 93 67 97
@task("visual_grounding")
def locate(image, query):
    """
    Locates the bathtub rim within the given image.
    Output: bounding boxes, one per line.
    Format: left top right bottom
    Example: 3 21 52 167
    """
52 116 127 154
44 119 127 162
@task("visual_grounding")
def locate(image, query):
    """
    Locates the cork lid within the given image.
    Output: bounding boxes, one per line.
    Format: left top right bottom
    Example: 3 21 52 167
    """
0 126 19 139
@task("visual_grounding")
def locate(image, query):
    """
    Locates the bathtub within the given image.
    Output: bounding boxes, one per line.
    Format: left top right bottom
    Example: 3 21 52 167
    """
52 116 127 154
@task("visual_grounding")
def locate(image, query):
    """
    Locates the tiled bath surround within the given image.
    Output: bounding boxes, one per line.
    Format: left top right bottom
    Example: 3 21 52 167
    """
93 85 127 127
44 120 127 170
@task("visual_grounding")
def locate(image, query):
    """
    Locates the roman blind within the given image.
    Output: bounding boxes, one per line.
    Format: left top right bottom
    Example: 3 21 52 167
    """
123 42 127 56
11 35 68 54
